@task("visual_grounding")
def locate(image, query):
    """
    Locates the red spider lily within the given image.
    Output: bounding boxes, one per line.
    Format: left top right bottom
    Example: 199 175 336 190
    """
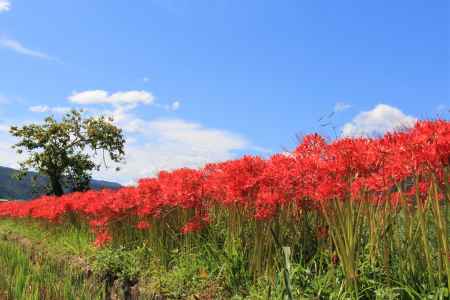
94 231 112 247
136 220 151 230
0 120 448 245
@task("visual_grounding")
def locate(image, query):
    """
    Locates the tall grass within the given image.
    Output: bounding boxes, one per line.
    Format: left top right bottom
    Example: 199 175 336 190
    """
88 175 448 299
0 239 103 300
160 176 448 298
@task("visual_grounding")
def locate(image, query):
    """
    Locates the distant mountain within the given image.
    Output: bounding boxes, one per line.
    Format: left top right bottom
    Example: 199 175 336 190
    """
0 166 121 200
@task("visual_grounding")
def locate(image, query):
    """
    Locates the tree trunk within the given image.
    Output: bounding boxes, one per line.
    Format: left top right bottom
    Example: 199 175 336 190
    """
49 175 64 196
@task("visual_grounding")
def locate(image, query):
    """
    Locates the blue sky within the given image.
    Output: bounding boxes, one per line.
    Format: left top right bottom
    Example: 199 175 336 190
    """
0 0 448 184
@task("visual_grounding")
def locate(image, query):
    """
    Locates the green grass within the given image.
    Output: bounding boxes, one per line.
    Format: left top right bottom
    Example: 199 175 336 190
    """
0 218 95 259
0 219 104 300
0 238 103 300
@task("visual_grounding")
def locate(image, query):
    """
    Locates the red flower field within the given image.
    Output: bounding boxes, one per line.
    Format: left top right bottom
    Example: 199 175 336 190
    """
0 120 448 247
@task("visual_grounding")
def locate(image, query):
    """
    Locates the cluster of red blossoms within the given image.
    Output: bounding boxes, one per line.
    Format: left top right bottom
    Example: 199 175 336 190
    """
0 120 449 246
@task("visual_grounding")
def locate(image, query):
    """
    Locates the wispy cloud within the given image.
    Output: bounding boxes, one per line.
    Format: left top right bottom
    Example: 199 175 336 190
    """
334 102 351 112
0 37 59 61
170 100 181 111
0 87 261 184
156 100 181 111
94 116 251 184
29 105 71 114
69 90 155 107
74 95 256 184
0 0 11 13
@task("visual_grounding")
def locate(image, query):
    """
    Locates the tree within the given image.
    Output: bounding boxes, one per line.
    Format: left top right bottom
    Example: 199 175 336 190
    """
10 110 125 196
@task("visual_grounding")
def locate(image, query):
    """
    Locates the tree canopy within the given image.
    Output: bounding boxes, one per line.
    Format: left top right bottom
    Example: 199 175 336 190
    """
10 110 125 196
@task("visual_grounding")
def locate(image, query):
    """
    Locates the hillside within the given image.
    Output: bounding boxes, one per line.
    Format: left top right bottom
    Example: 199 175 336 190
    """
0 166 121 200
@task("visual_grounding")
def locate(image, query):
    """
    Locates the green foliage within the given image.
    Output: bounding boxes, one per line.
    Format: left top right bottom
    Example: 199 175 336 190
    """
218 240 252 295
10 109 125 196
93 246 141 284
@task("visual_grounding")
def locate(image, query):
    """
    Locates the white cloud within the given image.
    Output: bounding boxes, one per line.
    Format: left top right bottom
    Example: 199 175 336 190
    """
149 119 247 150
0 141 19 169
53 107 71 114
29 105 71 114
29 105 49 113
0 106 250 184
69 90 154 107
0 37 58 61
87 104 251 183
0 89 256 185
154 100 181 111
94 118 249 184
170 100 180 111
0 0 11 12
0 123 21 169
334 102 351 112
341 104 417 137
